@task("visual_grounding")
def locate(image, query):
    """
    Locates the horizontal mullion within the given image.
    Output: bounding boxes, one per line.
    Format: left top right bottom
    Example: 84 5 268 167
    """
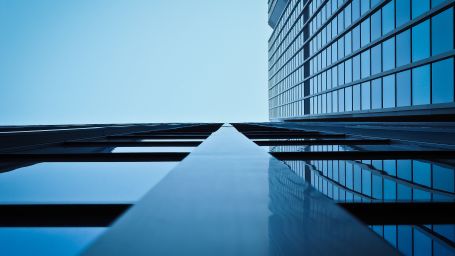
271 150 455 160
246 134 346 139
255 138 390 146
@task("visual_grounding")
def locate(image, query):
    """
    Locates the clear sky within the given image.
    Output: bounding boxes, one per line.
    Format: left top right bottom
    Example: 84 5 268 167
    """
0 0 271 125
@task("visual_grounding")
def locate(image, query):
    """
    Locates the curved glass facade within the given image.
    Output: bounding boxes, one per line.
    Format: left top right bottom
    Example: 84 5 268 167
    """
268 0 455 120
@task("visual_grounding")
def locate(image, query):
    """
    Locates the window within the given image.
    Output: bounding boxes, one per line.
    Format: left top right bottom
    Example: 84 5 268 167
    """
383 74 396 108
361 18 371 47
353 54 361 81
361 50 370 79
353 25 361 51
345 4 352 28
372 78 382 109
382 0 395 35
338 63 345 86
362 81 371 110
361 0 370 15
333 90 338 112
396 0 411 27
396 30 411 67
339 89 345 112
345 59 353 83
353 84 361 111
345 32 352 56
383 37 395 71
432 8 454 56
332 67 338 88
412 65 430 105
371 10 382 41
345 86 353 111
338 39 345 59
432 0 447 7
432 58 454 104
352 0 361 22
371 45 382 75
412 0 429 19
412 21 430 62
396 70 411 107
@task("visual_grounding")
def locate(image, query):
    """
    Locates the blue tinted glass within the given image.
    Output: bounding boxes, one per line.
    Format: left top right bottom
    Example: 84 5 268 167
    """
361 0 370 15
361 18 371 47
384 226 397 246
384 179 396 200
432 58 454 104
413 160 431 186
372 175 383 199
345 59 352 83
361 50 370 78
362 170 372 196
345 86 353 111
414 229 432 255
353 54 361 81
412 65 430 105
0 162 177 203
412 0 430 19
0 228 105 256
338 63 345 85
345 32 352 55
372 78 383 109
398 184 412 200
432 8 454 56
354 165 362 192
383 74 396 108
371 0 381 7
361 82 371 110
397 160 412 180
332 67 338 88
346 162 353 188
112 147 194 152
412 21 430 62
396 30 411 67
338 89 345 111
433 164 455 193
338 39 344 59
397 226 413 255
396 0 411 27
432 0 447 7
353 25 361 51
352 0 361 21
371 10 382 41
383 37 395 71
396 70 411 107
382 1 395 35
345 4 352 27
371 45 382 75
353 84 361 110
384 160 397 176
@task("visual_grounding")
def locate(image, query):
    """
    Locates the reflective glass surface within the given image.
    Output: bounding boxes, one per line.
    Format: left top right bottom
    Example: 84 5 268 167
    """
412 65 431 105
112 147 194 153
0 227 105 256
432 58 454 104
0 162 177 203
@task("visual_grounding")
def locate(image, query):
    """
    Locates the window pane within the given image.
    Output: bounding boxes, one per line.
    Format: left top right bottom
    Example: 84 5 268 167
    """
345 32 352 55
353 84 361 111
361 18 371 47
383 37 395 71
372 78 383 109
361 0 370 15
338 38 345 59
396 0 411 27
382 1 395 35
432 0 446 7
345 59 353 83
353 54 361 81
345 4 352 28
362 81 371 110
412 20 430 62
432 8 454 56
412 0 429 19
371 44 382 75
345 86 353 111
412 65 430 105
396 29 411 67
339 89 345 112
352 0 361 22
383 74 396 108
361 50 370 79
371 10 382 41
353 25 361 51
397 70 411 107
432 58 454 104
338 63 345 86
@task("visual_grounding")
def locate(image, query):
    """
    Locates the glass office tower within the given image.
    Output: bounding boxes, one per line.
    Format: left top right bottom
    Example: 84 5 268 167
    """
268 0 455 120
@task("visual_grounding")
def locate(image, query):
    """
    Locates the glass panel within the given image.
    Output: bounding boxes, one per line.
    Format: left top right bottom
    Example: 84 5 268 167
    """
371 45 382 75
353 84 361 111
361 0 370 15
433 164 455 193
353 54 361 81
411 0 430 19
345 31 352 55
361 81 371 110
345 59 352 83
396 70 411 107
338 88 345 112
0 162 177 203
338 63 345 86
382 0 395 35
396 29 411 67
396 0 411 27
361 18 371 47
432 8 454 56
372 78 382 109
412 20 430 62
353 25 361 51
0 227 105 256
432 58 454 104
345 86 353 111
352 0 361 22
383 74 396 108
412 65 430 105
361 50 370 79
383 37 395 71
371 10 382 41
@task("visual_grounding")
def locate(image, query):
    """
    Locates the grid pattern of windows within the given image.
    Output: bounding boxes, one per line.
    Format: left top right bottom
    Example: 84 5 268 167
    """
268 0 455 120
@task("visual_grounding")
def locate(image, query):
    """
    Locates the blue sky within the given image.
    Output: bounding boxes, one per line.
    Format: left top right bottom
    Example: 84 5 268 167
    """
0 0 271 125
